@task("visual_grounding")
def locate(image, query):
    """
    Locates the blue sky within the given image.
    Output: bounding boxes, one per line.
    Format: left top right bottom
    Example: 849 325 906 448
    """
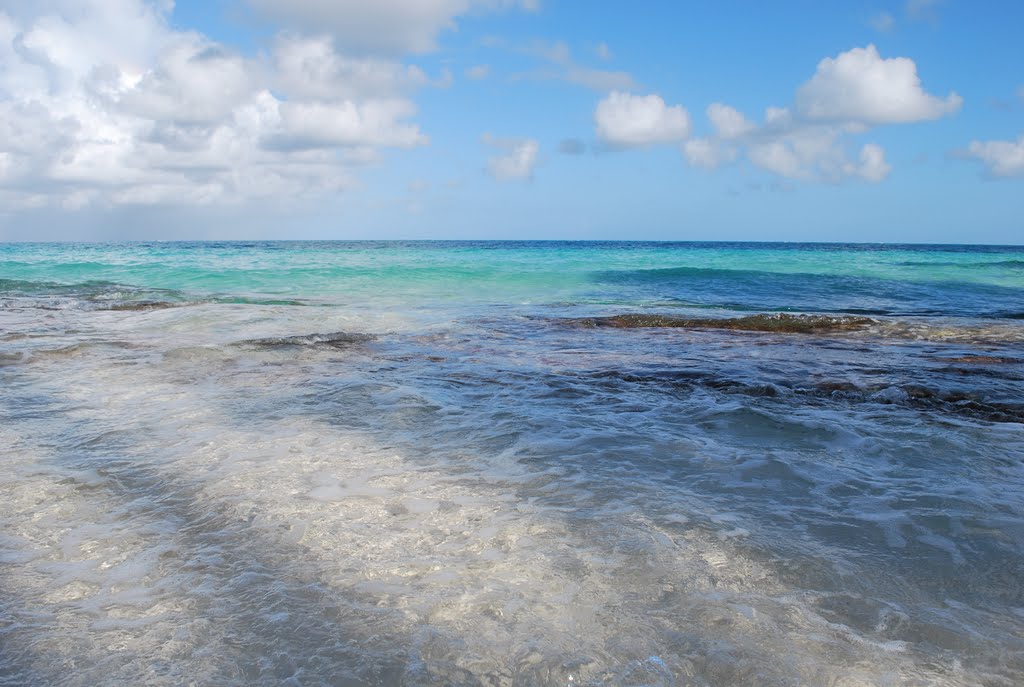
0 0 1021 242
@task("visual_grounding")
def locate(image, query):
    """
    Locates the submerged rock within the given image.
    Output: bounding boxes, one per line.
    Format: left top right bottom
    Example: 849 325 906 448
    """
241 331 375 349
564 312 875 333
931 355 1023 365
587 369 1024 423
103 301 182 311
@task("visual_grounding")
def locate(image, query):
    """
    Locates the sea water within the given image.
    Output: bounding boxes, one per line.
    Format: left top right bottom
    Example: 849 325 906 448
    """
1 241 1022 686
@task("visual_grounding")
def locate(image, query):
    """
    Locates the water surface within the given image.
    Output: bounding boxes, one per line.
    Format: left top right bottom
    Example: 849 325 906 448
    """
2 241 1023 686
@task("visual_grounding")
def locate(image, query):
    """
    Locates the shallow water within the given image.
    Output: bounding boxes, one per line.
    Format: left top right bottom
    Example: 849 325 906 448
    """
1 241 1023 686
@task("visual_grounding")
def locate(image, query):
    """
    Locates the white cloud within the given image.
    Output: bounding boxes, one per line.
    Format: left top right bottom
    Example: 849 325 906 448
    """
466 64 490 80
747 139 804 178
503 39 637 92
689 107 894 184
0 0 430 210
563 66 635 92
270 99 427 150
964 135 1024 177
869 12 895 32
595 42 612 60
272 34 429 100
594 92 690 148
856 143 891 181
434 67 454 89
528 39 570 63
707 103 754 140
117 40 254 125
682 45 958 184
245 0 537 55
483 134 539 181
795 44 961 124
682 138 736 169
13 0 172 84
906 0 942 22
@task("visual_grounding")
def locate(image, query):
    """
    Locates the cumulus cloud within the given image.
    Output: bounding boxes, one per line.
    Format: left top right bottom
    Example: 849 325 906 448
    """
857 143 891 181
707 103 754 140
267 99 427 150
964 135 1024 177
682 45 957 184
594 92 690 148
483 134 539 181
0 0 430 210
795 44 961 124
690 105 892 183
271 34 430 100
746 138 804 178
465 64 490 80
682 138 736 169
118 43 254 124
246 0 537 55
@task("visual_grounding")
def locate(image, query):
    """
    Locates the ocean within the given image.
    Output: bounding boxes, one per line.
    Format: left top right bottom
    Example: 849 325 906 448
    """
1 241 1022 686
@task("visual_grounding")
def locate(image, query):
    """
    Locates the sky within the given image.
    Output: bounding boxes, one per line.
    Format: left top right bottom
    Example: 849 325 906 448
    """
0 0 1021 243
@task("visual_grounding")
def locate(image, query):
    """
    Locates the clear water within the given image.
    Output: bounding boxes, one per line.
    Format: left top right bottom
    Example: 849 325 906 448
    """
1 241 1023 686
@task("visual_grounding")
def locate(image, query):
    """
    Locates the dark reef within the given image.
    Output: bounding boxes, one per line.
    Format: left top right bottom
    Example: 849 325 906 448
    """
563 313 875 333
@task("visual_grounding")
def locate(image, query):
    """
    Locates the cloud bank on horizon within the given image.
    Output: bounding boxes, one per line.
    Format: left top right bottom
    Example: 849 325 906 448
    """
0 0 1020 241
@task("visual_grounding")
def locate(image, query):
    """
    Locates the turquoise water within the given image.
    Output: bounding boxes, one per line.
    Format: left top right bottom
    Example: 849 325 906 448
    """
1 242 1023 686
3 242 1024 312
